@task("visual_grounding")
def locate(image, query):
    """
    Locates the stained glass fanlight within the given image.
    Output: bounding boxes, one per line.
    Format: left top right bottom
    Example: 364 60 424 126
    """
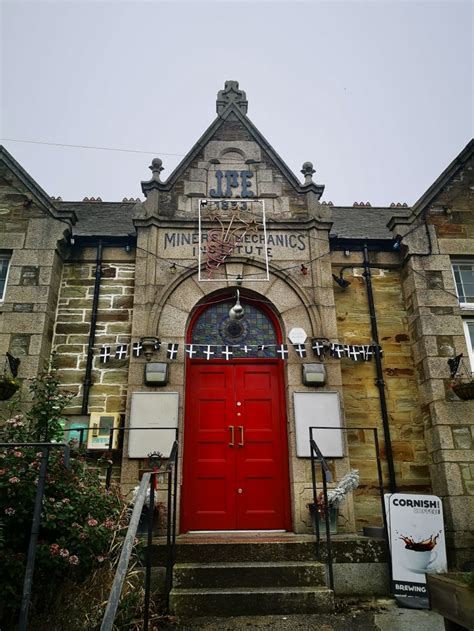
191 298 277 358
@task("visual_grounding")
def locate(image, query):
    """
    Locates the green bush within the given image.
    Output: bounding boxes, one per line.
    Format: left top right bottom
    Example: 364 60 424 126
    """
0 359 128 627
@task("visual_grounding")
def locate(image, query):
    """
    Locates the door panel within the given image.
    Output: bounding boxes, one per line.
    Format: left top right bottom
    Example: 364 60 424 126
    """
183 365 235 530
235 364 285 529
181 362 290 531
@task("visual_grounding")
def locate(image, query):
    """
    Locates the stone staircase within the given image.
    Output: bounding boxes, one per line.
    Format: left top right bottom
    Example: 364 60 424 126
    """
163 536 335 616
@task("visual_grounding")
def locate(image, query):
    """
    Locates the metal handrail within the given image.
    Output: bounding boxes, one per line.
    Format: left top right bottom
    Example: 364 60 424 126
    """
100 472 152 631
309 431 334 591
100 437 179 630
103 426 179 489
308 425 392 593
0 442 71 631
164 440 179 605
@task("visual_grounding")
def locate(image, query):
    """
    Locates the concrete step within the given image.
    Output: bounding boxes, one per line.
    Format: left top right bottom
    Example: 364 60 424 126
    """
150 536 388 565
169 586 334 616
173 561 326 589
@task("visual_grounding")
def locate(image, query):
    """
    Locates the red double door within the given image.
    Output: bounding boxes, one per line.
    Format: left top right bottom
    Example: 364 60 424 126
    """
181 362 291 532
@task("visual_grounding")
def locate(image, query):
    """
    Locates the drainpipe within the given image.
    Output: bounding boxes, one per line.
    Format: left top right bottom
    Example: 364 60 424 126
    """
362 243 397 493
81 240 103 414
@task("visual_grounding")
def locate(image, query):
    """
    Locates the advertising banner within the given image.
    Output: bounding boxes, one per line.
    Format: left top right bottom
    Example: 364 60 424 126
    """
387 493 447 609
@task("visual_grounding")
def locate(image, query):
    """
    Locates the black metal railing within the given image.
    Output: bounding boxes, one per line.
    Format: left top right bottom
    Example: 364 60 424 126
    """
92 427 179 630
100 471 152 631
164 439 179 605
2 426 179 630
0 442 71 631
309 425 392 593
100 436 179 630
309 431 334 591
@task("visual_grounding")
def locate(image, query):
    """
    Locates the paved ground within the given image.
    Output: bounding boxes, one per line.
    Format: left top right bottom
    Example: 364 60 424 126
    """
157 598 446 630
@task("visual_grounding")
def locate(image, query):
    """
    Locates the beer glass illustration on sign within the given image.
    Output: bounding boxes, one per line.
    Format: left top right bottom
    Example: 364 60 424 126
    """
399 533 440 573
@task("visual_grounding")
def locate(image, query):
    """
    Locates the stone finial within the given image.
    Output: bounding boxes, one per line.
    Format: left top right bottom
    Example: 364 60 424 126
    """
149 158 164 182
216 80 248 115
301 161 316 186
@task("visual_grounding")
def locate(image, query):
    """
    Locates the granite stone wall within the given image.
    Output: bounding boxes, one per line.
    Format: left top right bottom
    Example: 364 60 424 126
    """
334 261 430 530
0 170 67 412
392 153 474 565
52 252 135 415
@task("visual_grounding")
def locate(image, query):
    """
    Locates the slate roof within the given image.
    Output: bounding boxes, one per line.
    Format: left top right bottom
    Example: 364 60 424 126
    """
57 199 403 241
57 201 136 237
330 206 408 240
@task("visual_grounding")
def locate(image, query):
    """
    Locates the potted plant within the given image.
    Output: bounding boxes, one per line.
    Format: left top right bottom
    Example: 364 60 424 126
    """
307 469 359 534
131 484 165 535
0 352 21 401
426 569 474 630
449 354 474 401
0 374 20 401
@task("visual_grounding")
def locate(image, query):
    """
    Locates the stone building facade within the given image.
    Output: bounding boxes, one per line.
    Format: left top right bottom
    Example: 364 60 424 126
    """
0 82 472 565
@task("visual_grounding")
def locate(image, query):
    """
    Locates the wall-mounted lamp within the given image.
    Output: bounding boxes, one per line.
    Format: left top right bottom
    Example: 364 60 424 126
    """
140 336 161 361
392 235 403 251
229 289 245 320
302 363 327 386
125 244 132 253
300 264 308 276
332 273 351 289
170 262 177 273
70 235 76 246
144 362 169 386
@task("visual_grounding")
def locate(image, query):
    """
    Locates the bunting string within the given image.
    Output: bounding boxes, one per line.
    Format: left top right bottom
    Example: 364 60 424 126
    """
96 339 383 362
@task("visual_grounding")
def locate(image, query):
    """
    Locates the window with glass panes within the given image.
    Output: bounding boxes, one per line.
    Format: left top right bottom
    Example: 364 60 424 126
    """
0 255 10 302
463 320 474 371
452 261 474 306
192 299 278 358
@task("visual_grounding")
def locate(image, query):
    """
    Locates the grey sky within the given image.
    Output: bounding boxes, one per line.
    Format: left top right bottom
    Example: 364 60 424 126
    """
1 1 472 206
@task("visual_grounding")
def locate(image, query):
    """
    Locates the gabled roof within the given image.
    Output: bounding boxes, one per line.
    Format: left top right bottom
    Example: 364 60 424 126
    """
331 206 409 240
57 201 136 237
141 103 324 198
0 145 76 224
392 139 474 227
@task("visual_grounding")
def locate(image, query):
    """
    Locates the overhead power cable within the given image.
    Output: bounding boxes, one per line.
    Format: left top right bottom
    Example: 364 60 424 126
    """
0 138 184 157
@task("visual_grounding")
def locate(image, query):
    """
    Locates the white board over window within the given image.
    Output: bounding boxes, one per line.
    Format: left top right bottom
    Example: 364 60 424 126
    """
294 391 344 458
128 392 179 458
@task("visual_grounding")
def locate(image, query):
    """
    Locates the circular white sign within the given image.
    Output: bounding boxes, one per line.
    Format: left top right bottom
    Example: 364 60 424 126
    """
288 327 307 344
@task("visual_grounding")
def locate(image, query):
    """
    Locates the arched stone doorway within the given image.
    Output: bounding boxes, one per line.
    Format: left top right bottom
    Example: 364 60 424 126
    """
180 292 292 532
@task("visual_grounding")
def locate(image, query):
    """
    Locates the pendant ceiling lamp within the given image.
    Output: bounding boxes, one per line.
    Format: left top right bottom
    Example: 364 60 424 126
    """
229 289 245 320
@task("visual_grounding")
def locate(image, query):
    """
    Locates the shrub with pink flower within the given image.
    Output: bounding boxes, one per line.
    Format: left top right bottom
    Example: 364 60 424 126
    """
0 361 128 624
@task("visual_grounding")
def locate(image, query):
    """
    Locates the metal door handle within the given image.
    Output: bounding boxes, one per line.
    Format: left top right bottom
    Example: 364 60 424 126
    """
238 426 244 447
229 425 234 447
